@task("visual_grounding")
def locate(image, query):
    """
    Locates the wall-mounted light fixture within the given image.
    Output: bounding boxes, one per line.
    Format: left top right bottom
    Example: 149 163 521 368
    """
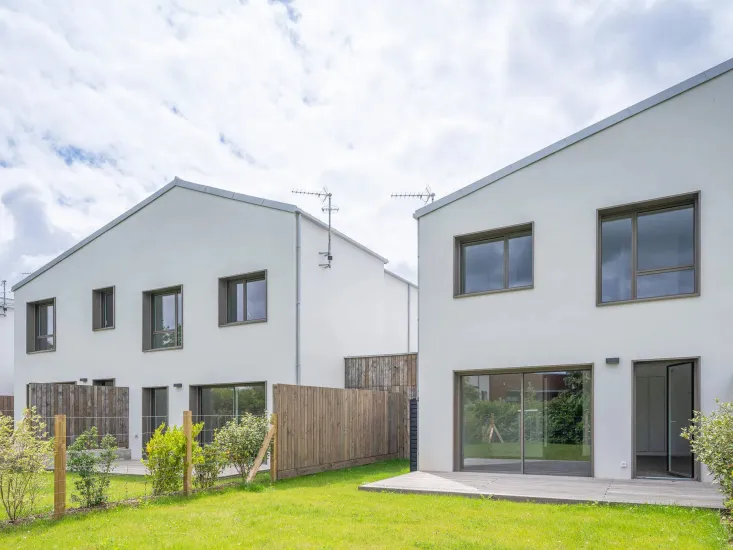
605 357 620 365
173 383 183 389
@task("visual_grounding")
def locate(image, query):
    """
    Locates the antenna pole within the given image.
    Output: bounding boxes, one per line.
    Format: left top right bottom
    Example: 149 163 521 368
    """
292 187 339 268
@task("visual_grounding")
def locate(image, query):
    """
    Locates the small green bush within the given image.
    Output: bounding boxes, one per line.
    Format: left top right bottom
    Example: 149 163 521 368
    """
143 422 202 495
215 414 270 480
67 427 118 508
194 443 226 490
0 408 53 522
682 400 733 510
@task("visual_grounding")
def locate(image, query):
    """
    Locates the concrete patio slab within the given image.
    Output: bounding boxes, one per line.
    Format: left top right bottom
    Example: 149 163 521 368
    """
359 471 724 509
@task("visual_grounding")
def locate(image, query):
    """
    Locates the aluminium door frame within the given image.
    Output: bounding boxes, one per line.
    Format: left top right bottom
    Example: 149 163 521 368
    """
454 363 594 476
666 361 695 478
631 357 700 481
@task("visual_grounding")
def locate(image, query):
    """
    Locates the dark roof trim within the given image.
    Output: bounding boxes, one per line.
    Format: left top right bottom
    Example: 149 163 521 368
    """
384 269 417 288
414 56 733 219
12 178 387 291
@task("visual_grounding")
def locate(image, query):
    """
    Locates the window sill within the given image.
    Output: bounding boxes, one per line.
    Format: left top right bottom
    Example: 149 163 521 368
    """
219 319 267 328
143 346 183 353
27 348 56 355
454 285 533 299
596 291 700 307
93 326 115 332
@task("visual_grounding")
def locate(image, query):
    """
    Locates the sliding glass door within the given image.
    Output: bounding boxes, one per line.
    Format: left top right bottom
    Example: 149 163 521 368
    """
461 368 592 476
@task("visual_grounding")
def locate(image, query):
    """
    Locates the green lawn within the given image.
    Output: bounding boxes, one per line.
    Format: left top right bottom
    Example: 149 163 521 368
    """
464 442 591 461
0 461 727 549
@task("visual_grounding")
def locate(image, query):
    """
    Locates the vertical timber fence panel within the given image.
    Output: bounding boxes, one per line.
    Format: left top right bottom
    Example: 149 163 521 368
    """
27 383 129 448
344 353 417 459
273 384 404 479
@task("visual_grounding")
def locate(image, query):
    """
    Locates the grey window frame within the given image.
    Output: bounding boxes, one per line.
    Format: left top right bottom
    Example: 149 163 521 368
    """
26 298 56 354
454 222 534 298
142 285 183 352
218 270 268 327
93 379 115 387
597 192 700 306
92 286 115 331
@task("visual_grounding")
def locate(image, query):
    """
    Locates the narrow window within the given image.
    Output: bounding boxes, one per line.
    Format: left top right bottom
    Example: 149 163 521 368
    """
92 287 115 330
455 224 533 297
26 298 55 353
142 286 183 351
219 271 267 326
598 193 698 304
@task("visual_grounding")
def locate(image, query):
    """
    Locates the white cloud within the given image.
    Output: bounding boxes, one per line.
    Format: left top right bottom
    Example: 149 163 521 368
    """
0 0 731 288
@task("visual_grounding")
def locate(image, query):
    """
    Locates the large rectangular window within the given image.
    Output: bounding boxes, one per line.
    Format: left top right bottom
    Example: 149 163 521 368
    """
193 383 266 444
599 193 699 304
455 224 533 297
142 286 183 351
142 387 168 453
218 271 267 326
460 368 592 477
26 298 55 353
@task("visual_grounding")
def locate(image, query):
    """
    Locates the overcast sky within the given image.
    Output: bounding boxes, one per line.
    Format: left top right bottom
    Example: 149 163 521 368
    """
0 0 731 291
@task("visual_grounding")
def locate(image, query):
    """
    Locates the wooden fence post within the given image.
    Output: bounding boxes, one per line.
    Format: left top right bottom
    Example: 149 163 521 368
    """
53 414 66 520
183 410 192 496
270 413 278 482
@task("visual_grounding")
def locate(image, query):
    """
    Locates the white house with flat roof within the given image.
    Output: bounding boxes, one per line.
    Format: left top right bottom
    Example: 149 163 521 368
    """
415 57 733 481
12 178 417 458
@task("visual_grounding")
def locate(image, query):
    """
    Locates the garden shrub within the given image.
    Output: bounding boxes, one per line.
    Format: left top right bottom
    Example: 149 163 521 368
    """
215 414 270 480
194 442 226 490
143 422 202 495
67 427 118 508
682 400 733 510
0 408 53 522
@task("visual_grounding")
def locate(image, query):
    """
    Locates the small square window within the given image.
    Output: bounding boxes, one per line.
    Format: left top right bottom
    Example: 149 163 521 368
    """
219 271 267 326
26 298 56 353
455 223 533 297
93 287 115 330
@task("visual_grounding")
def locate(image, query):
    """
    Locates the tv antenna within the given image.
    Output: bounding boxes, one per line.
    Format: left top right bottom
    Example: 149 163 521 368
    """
391 185 435 204
292 187 339 268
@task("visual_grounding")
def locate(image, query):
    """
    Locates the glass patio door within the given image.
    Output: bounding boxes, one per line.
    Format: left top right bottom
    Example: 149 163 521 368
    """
461 369 592 476
667 362 694 478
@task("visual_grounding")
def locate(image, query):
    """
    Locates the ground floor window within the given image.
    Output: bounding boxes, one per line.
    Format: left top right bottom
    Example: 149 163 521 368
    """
192 383 266 444
460 368 592 476
142 387 168 453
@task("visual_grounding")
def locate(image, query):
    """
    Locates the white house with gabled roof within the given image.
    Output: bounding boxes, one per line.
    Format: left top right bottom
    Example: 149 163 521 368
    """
12 178 417 458
415 57 733 482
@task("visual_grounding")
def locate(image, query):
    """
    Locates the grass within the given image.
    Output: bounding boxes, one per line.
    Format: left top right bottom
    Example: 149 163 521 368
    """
0 460 727 549
464 442 591 461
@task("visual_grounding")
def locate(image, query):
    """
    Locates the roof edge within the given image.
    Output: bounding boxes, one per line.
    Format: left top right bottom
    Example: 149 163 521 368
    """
415 56 733 219
297 210 389 264
384 268 417 288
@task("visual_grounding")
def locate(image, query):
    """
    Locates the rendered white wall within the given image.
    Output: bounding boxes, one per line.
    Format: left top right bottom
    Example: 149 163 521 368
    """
14 186 297 458
0 308 13 396
382 272 413 354
299 216 392 388
408 284 418 353
418 69 733 480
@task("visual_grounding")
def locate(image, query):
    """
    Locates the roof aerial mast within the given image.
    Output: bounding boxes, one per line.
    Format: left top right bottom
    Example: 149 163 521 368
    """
390 185 435 204
292 187 339 268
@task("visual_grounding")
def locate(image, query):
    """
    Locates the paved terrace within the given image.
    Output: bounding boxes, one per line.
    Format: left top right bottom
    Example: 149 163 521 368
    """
359 471 724 509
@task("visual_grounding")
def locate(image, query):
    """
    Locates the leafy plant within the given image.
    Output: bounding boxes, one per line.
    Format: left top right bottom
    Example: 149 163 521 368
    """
194 443 226 490
67 427 118 508
0 408 53 521
143 422 202 495
682 400 733 510
215 414 270 480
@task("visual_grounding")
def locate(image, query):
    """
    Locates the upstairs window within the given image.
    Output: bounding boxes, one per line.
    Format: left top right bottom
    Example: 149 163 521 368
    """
599 192 699 304
455 223 533 297
218 271 267 326
92 287 115 330
26 298 55 353
142 286 183 351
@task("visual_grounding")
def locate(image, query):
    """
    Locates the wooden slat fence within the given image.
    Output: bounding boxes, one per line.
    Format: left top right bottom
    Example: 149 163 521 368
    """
273 384 404 479
345 353 417 458
0 395 13 416
27 383 129 448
